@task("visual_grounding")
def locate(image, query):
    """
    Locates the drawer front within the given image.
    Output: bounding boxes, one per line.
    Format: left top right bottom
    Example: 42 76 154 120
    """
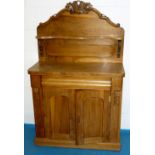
42 76 111 90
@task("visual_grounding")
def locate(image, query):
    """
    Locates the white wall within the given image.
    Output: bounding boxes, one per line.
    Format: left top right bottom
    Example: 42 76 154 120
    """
24 0 130 129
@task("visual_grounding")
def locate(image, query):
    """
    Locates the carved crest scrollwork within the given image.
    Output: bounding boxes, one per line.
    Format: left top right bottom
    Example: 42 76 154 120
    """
38 1 120 28
64 1 120 27
66 0 92 14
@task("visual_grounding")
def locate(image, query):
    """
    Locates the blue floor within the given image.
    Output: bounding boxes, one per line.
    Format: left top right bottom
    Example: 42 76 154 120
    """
24 124 130 155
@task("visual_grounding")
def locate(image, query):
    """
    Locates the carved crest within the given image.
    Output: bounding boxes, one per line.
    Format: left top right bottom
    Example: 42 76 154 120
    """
38 1 121 28
66 0 92 14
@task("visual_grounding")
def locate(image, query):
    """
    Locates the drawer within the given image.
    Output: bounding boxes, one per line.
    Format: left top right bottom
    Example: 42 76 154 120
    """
41 76 111 90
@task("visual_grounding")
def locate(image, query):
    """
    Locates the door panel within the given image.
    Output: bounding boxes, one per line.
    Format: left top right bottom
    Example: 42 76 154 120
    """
76 90 111 145
83 96 103 138
43 88 75 143
50 96 70 135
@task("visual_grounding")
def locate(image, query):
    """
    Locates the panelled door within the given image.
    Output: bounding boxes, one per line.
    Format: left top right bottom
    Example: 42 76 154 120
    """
76 89 111 145
43 87 76 144
43 87 111 145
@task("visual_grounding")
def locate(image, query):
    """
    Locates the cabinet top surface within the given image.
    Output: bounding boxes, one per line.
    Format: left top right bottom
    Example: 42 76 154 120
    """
28 62 125 77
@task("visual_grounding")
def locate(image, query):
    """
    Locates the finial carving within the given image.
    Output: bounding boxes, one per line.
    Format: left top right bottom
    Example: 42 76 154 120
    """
66 1 92 14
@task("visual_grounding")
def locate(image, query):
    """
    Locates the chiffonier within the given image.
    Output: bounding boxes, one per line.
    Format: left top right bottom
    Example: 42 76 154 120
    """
28 1 125 151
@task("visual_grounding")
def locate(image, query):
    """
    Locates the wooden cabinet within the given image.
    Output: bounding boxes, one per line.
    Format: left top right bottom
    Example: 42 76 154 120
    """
28 1 125 150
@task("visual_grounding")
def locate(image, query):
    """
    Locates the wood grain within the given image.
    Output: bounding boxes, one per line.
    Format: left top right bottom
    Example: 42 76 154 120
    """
28 63 125 77
28 1 125 150
36 1 124 64
43 88 76 143
35 137 120 150
31 75 45 138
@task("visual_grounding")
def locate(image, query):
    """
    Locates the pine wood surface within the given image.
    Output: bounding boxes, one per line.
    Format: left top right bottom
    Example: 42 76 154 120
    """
28 62 125 77
28 1 125 150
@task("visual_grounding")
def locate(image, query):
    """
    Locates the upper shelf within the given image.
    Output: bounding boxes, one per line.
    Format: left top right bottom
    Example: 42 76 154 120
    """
35 1 125 64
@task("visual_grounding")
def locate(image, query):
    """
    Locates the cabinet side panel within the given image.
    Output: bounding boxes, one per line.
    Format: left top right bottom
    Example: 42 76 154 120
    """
109 78 123 142
31 75 45 138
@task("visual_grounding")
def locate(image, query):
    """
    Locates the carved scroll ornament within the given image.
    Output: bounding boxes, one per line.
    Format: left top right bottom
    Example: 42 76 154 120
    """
66 0 92 14
65 1 120 27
